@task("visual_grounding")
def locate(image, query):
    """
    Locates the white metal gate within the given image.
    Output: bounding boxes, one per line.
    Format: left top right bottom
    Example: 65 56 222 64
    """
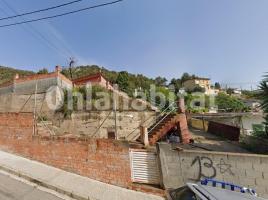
129 149 160 185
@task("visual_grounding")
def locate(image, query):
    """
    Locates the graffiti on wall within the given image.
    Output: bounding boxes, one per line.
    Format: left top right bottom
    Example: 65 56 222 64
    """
190 156 234 181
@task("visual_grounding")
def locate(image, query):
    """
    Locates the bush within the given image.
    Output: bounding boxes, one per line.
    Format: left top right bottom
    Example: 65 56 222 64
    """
216 92 248 112
252 124 267 138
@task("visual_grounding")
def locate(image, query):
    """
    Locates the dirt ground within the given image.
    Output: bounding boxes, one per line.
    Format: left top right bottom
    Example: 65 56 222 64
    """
188 127 249 153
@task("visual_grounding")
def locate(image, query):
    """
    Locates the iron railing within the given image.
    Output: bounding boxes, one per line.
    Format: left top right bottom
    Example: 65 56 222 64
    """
126 102 177 140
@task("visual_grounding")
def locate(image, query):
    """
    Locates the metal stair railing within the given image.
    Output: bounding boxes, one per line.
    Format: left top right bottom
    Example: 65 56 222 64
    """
147 106 177 135
126 102 177 140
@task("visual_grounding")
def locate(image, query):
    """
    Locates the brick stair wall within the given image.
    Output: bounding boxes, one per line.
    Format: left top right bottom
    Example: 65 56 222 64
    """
148 113 190 145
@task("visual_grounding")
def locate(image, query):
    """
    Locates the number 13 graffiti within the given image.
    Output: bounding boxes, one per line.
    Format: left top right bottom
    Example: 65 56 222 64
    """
191 156 217 181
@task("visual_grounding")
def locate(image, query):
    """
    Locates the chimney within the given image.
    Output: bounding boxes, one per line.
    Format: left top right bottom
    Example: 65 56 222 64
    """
14 73 19 80
55 65 62 73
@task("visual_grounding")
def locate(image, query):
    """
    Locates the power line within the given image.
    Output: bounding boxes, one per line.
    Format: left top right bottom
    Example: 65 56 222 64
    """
0 0 72 58
0 0 124 28
0 0 83 21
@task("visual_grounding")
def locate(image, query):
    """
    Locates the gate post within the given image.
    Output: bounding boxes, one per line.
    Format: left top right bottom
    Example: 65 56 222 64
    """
140 126 149 147
177 97 186 113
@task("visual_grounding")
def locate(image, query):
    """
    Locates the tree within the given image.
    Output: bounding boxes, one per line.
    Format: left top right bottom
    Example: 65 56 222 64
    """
258 74 268 136
216 92 248 112
180 73 198 85
37 68 49 74
116 71 129 94
181 73 191 84
155 76 167 87
215 82 221 89
169 78 182 93
226 88 234 95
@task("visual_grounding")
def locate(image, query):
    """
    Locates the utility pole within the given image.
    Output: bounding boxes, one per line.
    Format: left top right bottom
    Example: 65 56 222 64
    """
69 57 75 81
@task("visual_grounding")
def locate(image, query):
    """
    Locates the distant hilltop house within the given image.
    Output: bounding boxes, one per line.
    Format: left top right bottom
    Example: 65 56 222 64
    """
233 88 242 95
0 66 117 95
182 77 219 95
72 72 114 90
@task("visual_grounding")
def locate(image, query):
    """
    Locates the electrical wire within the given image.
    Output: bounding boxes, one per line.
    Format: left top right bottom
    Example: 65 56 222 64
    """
0 0 84 21
0 0 124 28
0 0 72 58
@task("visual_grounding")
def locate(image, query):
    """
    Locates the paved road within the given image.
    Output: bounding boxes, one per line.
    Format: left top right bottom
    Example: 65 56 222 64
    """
0 172 69 200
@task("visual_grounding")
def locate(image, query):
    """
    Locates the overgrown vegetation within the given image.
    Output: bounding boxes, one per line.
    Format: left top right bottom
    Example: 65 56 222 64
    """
216 92 249 112
0 66 34 85
37 68 49 74
252 124 267 138
241 90 259 99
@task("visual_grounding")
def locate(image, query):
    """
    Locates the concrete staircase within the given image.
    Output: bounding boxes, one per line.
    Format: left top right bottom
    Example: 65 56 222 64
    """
147 113 191 145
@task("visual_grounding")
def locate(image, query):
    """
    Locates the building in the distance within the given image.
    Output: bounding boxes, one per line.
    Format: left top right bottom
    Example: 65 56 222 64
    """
72 72 114 90
0 66 72 95
0 67 118 96
183 77 219 95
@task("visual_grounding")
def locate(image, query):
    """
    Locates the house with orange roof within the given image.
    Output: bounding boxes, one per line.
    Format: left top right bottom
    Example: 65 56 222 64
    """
72 72 114 90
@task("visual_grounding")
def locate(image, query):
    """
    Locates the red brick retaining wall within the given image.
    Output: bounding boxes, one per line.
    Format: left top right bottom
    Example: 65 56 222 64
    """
0 112 131 188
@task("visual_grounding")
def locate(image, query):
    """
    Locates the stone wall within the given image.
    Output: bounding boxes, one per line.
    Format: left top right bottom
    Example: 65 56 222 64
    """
0 92 157 140
53 111 157 140
157 143 268 198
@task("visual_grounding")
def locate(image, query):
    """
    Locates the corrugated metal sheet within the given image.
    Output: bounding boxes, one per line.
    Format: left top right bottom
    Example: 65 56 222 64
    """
129 149 160 185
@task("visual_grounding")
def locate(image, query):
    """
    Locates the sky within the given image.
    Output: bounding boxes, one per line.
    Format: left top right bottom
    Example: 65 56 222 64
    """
0 0 267 89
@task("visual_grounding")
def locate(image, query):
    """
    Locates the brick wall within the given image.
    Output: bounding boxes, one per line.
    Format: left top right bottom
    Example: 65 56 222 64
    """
157 143 268 198
0 112 132 188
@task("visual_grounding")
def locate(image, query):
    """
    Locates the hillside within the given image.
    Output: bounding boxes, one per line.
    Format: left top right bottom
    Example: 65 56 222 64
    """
61 65 157 96
0 65 158 95
0 66 34 85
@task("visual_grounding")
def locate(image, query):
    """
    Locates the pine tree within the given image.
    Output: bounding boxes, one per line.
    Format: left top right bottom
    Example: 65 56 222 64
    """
116 71 129 94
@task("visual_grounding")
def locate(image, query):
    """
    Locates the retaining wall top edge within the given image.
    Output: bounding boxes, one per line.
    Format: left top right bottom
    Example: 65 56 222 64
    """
177 148 268 158
0 112 33 114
